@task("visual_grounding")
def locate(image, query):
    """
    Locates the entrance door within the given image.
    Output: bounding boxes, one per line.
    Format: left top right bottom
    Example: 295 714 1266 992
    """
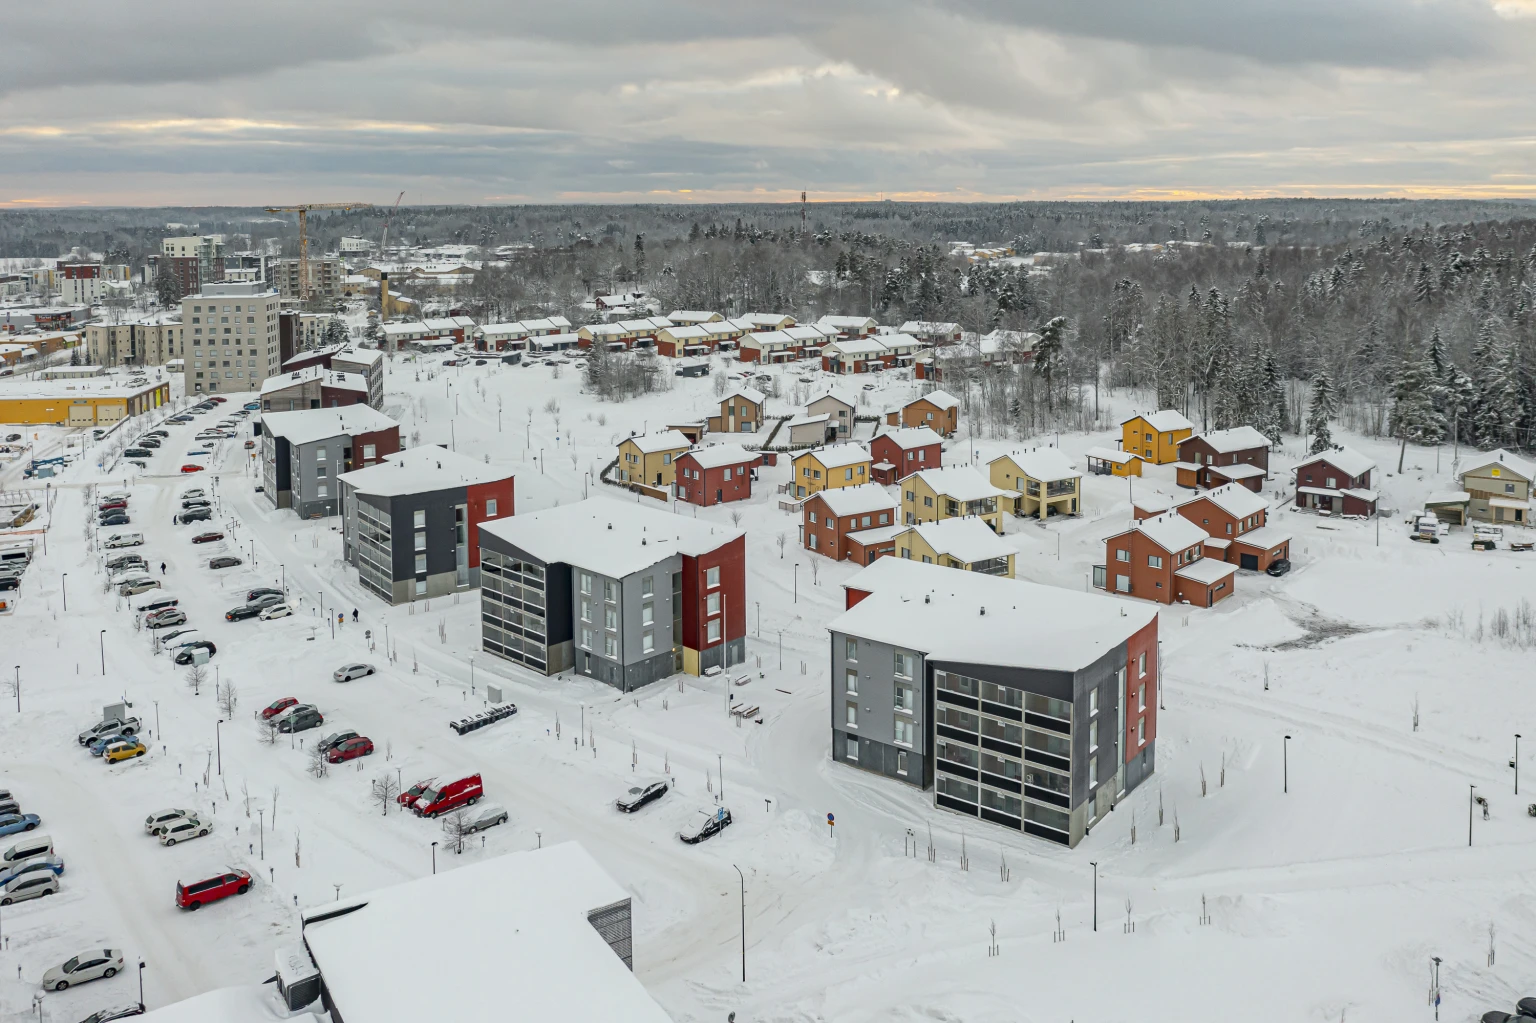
715 489 723 503
1239 553 1259 571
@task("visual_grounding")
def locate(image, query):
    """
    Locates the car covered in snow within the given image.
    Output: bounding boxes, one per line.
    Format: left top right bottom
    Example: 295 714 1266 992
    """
398 778 435 807
227 594 282 621
616 780 669 813
0 853 63 887
276 704 323 733
172 642 216 665
678 807 732 844
145 608 187 629
76 1004 145 1023
315 730 359 754
453 803 509 834
42 948 124 992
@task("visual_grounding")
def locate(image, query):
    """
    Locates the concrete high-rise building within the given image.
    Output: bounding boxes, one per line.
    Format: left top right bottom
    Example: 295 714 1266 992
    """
179 281 281 395
270 257 342 306
85 316 185 368
161 235 225 287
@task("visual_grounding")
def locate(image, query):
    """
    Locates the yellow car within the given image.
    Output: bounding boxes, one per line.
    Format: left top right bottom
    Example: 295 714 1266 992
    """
103 740 147 763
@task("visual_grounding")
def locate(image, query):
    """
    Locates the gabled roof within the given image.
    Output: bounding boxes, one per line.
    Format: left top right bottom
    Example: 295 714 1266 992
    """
873 426 944 450
1125 409 1194 433
739 329 798 349
338 445 513 497
1180 481 1268 519
799 442 871 470
910 389 960 411
909 466 1006 502
902 517 1013 564
785 412 831 428
724 386 765 406
817 315 879 330
1295 445 1376 479
1110 512 1208 554
807 386 856 409
813 483 899 516
823 337 889 357
680 443 759 470
1186 426 1271 454
262 405 397 446
899 320 960 334
1174 558 1237 585
739 312 794 327
622 430 691 454
1459 447 1536 481
1085 446 1140 466
785 324 838 342
997 448 1079 483
667 310 721 324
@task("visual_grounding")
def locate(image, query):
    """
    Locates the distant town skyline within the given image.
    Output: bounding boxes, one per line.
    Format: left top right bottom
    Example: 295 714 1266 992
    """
4 0 1536 208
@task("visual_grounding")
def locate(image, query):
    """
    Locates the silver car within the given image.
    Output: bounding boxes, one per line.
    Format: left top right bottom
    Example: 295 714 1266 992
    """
42 948 125 992
0 871 58 905
332 662 376 682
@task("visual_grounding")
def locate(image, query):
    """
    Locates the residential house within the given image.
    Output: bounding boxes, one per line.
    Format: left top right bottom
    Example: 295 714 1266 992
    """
988 449 1081 520
260 366 369 412
898 321 963 345
737 328 816 363
892 391 960 436
578 322 642 350
785 412 836 446
1085 447 1143 477
674 444 762 506
260 405 400 517
655 322 741 358
894 518 1015 577
1120 411 1194 465
1458 448 1534 524
901 466 1006 532
478 496 746 681
1175 483 1291 571
1175 427 1270 490
830 557 1160 847
337 445 515 604
615 431 691 489
821 337 891 375
1130 491 1175 521
806 388 857 438
1292 446 1379 516
1100 513 1235 607
737 312 796 331
706 387 766 434
667 310 723 326
802 484 900 562
816 315 879 339
791 443 873 498
281 344 384 410
869 426 943 484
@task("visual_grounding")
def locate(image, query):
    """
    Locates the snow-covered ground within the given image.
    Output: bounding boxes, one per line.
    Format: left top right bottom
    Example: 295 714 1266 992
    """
3 352 1535 1022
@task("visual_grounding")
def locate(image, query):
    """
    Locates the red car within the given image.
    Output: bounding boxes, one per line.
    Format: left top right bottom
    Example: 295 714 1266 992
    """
412 773 483 817
191 531 225 544
180 464 205 474
326 737 374 764
176 868 252 910
398 778 435 807
261 697 299 720
210 397 227 403
98 499 128 511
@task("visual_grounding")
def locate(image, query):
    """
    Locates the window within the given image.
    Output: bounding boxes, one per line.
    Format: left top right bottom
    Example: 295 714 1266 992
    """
707 619 721 642
415 578 427 596
642 630 655 653
316 485 328 498
414 530 426 551
1148 554 1163 569
809 534 818 550
1089 689 1099 716
604 635 618 658
603 580 617 602
893 650 915 678
580 598 592 623
642 575 654 597
845 637 858 660
1115 574 1130 592
580 573 592 595
315 447 326 461
641 601 654 625
894 719 914 746
845 669 859 695
706 592 721 616
604 607 617 631
1089 757 1099 789
723 468 732 481
896 751 908 775
581 628 594 650
485 498 497 518
1115 548 1129 562
861 515 871 528
894 684 914 712
1138 717 1146 745
706 566 720 588
845 703 858 728
413 509 426 529
1089 720 1100 752
845 732 859 760
809 511 818 524
1138 652 1148 678
905 490 915 502
415 554 427 574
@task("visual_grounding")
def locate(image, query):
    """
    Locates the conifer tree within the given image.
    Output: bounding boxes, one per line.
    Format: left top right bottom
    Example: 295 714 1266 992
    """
1306 371 1337 453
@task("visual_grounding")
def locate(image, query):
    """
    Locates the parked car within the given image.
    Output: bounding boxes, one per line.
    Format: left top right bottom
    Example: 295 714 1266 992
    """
3 433 19 442
332 662 375 682
398 778 435 807
0 813 41 837
277 704 323 733
243 402 260 410
0 797 17 816
148 430 169 438
172 642 216 665
180 488 206 500
1265 558 1293 577
77 1004 145 1023
122 449 152 459
179 465 205 474
0 576 18 592
0 872 58 905
175 868 252 910
104 740 147 764
181 498 211 510
616 780 669 813
314 730 359 754
168 415 192 424
207 556 242 570
98 499 128 512
679 807 733 844
412 773 483 817
42 949 124 992
99 513 131 528
456 803 509 834
145 608 187 629
145 808 197 835
89 732 138 756
158 631 205 650
78 717 140 745
191 531 224 544
136 439 161 449
158 817 210 845
104 554 148 573
261 697 299 720
258 603 294 620
118 578 160 596
0 853 63 887
102 533 144 549
246 586 283 602
135 594 178 615
227 594 281 620
326 737 374 764
177 508 212 524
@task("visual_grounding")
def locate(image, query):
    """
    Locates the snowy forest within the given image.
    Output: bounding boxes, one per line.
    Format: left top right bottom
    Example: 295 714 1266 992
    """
6 198 1536 455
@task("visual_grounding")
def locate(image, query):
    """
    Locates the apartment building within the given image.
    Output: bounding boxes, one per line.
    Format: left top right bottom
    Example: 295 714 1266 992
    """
988 449 1081 520
270 257 342 306
282 343 385 410
259 405 400 517
179 281 281 395
161 234 224 290
830 558 1159 847
84 316 185 368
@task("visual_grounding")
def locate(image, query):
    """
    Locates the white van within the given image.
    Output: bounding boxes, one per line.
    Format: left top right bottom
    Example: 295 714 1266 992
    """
0 547 31 567
102 533 144 550
1 833 53 865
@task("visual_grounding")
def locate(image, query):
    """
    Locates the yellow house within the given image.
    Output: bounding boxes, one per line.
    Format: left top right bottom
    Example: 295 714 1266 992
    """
1120 410 1193 464
616 430 691 488
1085 446 1143 478
900 466 1006 532
988 449 1082 520
791 443 872 499
895 518 1015 577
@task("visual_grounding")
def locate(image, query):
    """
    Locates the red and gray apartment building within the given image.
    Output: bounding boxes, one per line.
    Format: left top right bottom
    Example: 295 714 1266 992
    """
337 445 515 604
477 498 745 688
830 557 1159 847
260 405 400 518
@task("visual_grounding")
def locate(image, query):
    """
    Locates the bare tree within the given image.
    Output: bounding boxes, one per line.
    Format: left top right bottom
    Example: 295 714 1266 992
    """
307 745 329 778
371 773 401 816
258 717 279 745
216 680 239 717
184 663 207 696
441 808 476 853
730 510 743 527
272 785 281 827
777 532 787 559
810 559 821 586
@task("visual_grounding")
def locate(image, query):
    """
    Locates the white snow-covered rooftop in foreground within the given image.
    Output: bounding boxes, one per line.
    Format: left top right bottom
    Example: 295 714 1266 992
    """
260 405 396 446
137 985 320 1023
479 496 740 578
301 842 672 1023
832 558 1155 672
337 444 513 497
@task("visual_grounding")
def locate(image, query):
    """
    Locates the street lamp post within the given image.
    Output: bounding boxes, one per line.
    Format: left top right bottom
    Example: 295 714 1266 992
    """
153 700 160 739
11 666 17 713
1431 956 1442 1020
431 841 438 874
732 864 746 982
100 630 106 675
61 573 67 612
1469 784 1476 846
138 960 145 1008
1283 734 1291 793
793 563 799 603
1516 734 1522 795
215 719 224 776
1090 861 1098 931
257 809 264 859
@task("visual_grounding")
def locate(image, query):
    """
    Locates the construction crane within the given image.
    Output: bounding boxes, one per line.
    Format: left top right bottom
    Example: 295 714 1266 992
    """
263 201 372 307
379 191 405 257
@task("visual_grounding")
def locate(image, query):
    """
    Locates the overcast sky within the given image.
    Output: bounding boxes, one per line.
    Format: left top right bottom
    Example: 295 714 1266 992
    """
4 0 1536 207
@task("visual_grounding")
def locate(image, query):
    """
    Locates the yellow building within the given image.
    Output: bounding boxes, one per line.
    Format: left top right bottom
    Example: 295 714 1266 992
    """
0 380 170 426
989 449 1082 520
1085 446 1144 478
894 518 1015 577
900 466 1006 532
616 430 691 488
791 443 872 499
1120 410 1193 464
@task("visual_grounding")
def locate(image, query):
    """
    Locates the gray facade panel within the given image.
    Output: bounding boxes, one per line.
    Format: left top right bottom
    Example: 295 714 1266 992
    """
569 558 680 693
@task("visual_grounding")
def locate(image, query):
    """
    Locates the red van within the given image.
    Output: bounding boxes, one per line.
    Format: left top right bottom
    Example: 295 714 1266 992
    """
412 774 483 817
176 868 253 910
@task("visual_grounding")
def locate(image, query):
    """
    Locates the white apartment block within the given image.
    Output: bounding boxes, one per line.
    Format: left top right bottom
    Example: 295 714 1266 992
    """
180 281 281 395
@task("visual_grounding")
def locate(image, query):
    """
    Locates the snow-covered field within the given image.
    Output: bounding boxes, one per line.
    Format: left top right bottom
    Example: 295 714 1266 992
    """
4 351 1535 1023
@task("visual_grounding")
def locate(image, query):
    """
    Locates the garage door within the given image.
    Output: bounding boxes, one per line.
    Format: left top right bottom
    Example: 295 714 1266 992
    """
1239 553 1259 571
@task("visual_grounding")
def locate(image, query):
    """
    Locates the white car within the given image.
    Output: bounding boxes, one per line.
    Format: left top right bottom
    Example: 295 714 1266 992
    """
259 603 294 621
180 489 206 500
332 662 376 682
0 872 58 904
42 949 125 992
158 816 211 846
145 808 197 835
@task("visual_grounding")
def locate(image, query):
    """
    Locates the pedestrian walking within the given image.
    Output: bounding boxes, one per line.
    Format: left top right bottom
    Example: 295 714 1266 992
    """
352 608 358 623
160 561 166 575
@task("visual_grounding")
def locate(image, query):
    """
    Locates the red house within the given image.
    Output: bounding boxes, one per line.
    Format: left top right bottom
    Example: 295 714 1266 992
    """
1175 426 1271 491
868 426 944 484
675 444 762 506
802 484 900 562
1101 513 1236 607
1293 446 1378 516
1174 483 1291 572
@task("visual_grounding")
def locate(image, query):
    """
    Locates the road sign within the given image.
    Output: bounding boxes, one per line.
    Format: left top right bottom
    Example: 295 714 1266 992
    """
826 812 835 836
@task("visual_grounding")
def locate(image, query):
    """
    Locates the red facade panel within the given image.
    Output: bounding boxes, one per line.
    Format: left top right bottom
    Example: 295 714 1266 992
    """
464 476 515 570
1123 617 1158 764
680 535 747 658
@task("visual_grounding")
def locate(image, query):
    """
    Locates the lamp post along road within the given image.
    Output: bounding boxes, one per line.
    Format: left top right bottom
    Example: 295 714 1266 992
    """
1090 861 1098 932
732 864 746 982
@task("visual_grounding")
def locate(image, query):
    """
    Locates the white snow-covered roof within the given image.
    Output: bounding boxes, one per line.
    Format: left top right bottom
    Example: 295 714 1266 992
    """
138 985 322 1023
1460 448 1536 481
338 445 513 497
873 426 944 450
785 413 831 429
1006 448 1080 483
1125 410 1194 433
807 387 856 410
1187 426 1271 454
1113 512 1209 554
1132 491 1174 514
812 483 898 517
738 328 797 349
901 518 1013 564
823 337 890 358
262 405 396 446
380 320 430 337
332 347 383 369
302 843 671 1023
1209 463 1267 481
476 322 532 338
911 389 960 411
1230 525 1292 551
668 310 720 323
724 386 765 406
785 324 838 342
1174 558 1237 585
910 466 1007 502
260 366 368 396
832 558 1157 673
659 324 717 341
1085 446 1139 465
801 443 871 470
1297 445 1375 479
423 317 460 331
479 497 740 578
680 443 759 470
844 524 906 545
899 320 960 335
622 431 690 454
1181 482 1267 519
1426 491 1470 505
739 312 794 327
817 315 878 330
